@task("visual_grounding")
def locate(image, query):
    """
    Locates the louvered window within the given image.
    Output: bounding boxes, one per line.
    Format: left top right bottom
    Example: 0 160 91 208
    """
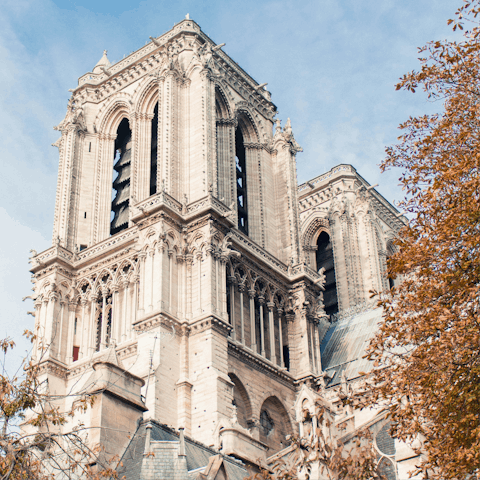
150 103 158 196
235 129 248 235
111 118 132 236
316 232 338 316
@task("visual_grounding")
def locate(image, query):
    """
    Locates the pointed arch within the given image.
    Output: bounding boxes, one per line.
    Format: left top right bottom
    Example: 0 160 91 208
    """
228 373 252 430
258 396 293 454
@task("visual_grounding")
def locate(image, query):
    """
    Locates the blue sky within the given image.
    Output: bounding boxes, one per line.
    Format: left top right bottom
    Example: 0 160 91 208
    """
0 0 458 361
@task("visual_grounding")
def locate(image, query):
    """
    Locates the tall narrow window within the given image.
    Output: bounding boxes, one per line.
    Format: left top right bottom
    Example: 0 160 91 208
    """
150 103 158 196
235 129 248 235
95 294 112 352
111 118 132 236
316 232 338 316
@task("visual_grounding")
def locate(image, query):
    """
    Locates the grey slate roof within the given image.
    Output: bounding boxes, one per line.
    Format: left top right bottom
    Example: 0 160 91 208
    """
117 420 249 480
320 307 383 387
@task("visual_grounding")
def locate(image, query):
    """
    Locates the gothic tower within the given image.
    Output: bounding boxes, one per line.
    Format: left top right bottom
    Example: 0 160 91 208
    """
29 16 406 472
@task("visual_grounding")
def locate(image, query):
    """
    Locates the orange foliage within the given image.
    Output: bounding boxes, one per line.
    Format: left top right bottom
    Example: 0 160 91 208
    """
367 1 480 478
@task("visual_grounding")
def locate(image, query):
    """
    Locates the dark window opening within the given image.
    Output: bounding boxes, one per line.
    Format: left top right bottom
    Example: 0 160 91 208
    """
88 142 91 152
316 232 338 316
74 318 77 335
111 118 132 236
226 278 231 330
235 128 248 235
79 244 87 251
150 103 158 196
283 345 290 371
386 242 396 290
84 212 87 219
254 299 261 354
72 346 79 362
260 409 274 436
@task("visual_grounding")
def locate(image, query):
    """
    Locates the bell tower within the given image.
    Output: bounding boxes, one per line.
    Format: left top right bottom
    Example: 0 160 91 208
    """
29 16 327 462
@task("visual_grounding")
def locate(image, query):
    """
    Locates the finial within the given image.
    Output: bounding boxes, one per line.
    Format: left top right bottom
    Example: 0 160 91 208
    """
185 13 190 19
275 118 282 134
103 50 108 56
284 117 292 135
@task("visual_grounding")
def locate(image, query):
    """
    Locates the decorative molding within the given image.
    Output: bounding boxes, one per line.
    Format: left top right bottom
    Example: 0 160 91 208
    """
228 341 295 389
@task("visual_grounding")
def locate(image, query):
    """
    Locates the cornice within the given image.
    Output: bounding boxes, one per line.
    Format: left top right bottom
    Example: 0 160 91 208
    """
228 340 295 389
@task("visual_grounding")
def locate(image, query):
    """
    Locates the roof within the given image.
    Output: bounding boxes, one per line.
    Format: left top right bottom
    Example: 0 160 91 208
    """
117 421 249 480
320 307 383 387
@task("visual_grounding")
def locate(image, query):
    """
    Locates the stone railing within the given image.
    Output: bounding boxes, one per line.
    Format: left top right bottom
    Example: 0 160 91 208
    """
298 164 356 193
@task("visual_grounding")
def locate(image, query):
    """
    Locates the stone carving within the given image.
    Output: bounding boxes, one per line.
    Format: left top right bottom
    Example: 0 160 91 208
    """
54 97 86 133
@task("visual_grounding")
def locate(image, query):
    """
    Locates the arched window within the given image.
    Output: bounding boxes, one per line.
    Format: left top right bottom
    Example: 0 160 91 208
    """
258 397 292 454
111 118 132 236
235 128 248 235
150 103 158 196
95 294 112 352
316 232 338 316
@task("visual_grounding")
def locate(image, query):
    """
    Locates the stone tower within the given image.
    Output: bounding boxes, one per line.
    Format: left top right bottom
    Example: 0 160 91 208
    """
29 16 406 471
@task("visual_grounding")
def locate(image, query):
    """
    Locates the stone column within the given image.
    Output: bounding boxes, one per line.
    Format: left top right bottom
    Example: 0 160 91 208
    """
248 289 256 351
88 293 98 355
267 302 276 365
258 297 266 358
314 319 322 373
122 278 129 342
309 319 318 375
57 299 66 360
79 297 87 358
227 275 236 340
157 241 165 310
66 302 77 364
132 274 139 326
149 249 155 311
33 299 43 361
285 313 295 374
100 287 109 349
238 284 245 345
186 255 193 320
214 254 220 315
177 326 192 435
45 293 58 359
278 308 285 368
177 255 185 319
329 213 351 311
168 249 174 313
138 251 147 315
111 283 120 344
196 252 203 315
220 256 229 321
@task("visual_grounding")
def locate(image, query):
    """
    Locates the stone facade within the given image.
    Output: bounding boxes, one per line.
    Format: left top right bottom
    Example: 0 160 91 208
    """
29 16 419 479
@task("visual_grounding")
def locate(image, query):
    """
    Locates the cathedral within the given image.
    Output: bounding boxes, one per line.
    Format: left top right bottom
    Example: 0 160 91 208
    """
29 16 419 479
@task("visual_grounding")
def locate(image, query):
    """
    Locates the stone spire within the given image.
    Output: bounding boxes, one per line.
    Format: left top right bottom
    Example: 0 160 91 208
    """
92 50 112 74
